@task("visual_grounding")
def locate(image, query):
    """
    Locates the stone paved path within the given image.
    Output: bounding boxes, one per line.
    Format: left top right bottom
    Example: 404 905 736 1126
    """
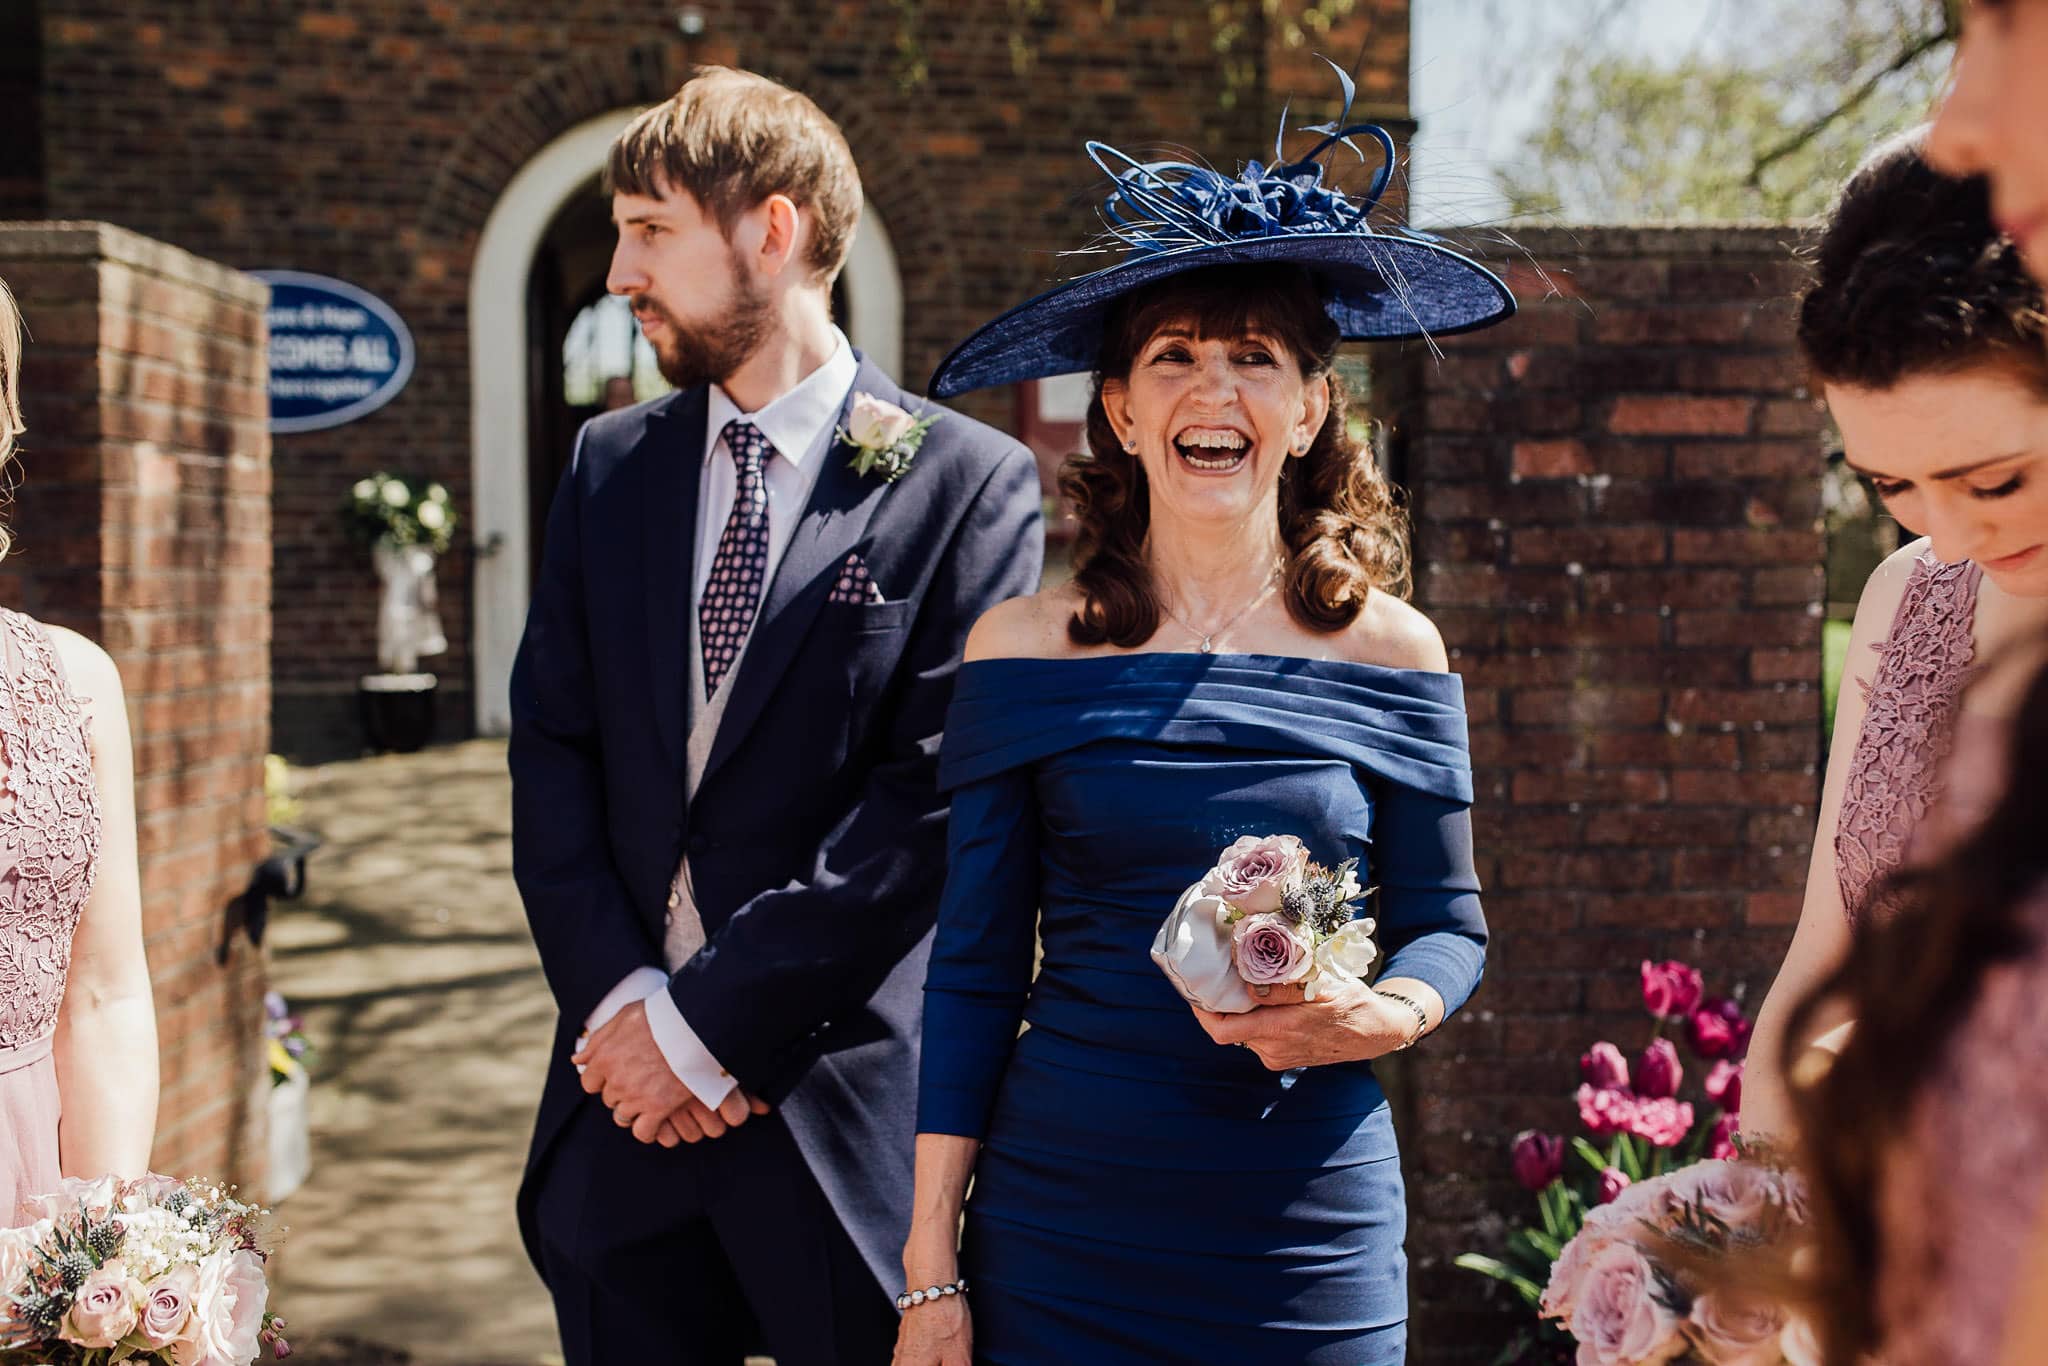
265 740 558 1366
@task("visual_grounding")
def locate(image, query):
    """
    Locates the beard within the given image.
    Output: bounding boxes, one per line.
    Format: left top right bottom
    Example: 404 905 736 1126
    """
636 267 773 391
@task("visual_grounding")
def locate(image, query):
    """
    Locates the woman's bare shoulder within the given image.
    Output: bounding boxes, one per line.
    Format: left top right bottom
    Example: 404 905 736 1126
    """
964 583 1085 662
1335 590 1449 673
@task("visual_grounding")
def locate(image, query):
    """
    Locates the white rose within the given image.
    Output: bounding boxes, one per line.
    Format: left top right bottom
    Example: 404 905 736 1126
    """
0 1225 34 1295
416 501 447 531
184 1248 268 1366
425 482 449 502
847 392 917 449
352 478 377 501
380 480 410 507
1303 917 1378 1001
1150 880 1259 1014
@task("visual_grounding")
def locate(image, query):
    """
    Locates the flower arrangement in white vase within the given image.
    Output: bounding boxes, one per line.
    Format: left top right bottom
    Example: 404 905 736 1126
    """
344 473 456 750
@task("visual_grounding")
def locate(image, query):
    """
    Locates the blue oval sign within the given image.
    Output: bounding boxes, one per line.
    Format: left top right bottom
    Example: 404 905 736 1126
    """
253 271 416 434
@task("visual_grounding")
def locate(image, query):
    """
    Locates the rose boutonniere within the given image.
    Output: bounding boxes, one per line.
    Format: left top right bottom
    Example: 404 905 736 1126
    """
840 391 938 483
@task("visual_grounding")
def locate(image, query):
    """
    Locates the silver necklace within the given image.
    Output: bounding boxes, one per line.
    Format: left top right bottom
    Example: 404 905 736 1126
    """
1159 565 1282 654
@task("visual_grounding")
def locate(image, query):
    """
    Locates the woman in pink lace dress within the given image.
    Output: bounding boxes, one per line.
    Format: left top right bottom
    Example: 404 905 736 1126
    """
1741 132 2048 1142
1780 635 2048 1366
0 277 156 1219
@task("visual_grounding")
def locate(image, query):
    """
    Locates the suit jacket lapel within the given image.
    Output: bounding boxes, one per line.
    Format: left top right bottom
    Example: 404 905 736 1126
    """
701 356 898 786
642 386 708 776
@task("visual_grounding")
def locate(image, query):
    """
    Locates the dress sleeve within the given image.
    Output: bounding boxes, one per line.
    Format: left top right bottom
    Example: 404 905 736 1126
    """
1370 777 1488 1019
916 765 1041 1139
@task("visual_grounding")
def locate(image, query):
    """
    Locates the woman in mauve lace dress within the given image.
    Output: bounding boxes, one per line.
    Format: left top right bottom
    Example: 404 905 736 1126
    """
1741 133 2048 1142
1779 632 2048 1366
0 275 156 1220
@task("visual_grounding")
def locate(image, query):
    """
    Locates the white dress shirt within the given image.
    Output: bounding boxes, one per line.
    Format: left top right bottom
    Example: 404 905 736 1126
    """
581 329 860 1108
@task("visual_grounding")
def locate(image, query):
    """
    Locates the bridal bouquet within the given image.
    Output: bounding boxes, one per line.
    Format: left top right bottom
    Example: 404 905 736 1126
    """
1539 1159 1813 1366
1 1174 291 1364
1150 834 1377 1013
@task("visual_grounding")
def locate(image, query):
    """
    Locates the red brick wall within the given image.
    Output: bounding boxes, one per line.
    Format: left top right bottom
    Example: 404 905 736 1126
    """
24 0 1408 755
1372 226 1825 1361
0 222 273 1183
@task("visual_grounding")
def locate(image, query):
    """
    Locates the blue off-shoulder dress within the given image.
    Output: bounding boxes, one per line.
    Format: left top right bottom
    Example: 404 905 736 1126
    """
917 652 1487 1365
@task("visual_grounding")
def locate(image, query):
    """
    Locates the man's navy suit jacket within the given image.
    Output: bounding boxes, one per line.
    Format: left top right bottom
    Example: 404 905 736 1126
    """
508 353 1044 1292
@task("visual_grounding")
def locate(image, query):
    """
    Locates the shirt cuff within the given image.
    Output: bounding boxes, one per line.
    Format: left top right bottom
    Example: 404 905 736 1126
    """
644 987 739 1109
584 967 670 1037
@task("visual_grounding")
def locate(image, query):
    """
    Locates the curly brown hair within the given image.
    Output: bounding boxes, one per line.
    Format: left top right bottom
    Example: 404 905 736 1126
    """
1059 263 1409 648
1784 636 2048 1364
1798 129 2048 393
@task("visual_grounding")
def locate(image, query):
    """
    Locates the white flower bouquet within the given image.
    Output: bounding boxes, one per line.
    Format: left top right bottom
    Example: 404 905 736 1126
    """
1 1174 289 1364
1150 834 1378 1013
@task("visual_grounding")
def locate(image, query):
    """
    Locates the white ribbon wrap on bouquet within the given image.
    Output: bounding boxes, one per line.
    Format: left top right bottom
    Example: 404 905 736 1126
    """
1150 880 1381 1013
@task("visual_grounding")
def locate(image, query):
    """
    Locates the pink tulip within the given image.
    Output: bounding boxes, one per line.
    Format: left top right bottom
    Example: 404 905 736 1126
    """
1627 1096 1696 1149
1688 998 1753 1060
1598 1168 1632 1204
1580 1041 1630 1091
1640 959 1704 1020
1576 1083 1637 1138
1710 1112 1740 1161
1705 1059 1744 1113
1511 1130 1567 1192
1634 1039 1682 1100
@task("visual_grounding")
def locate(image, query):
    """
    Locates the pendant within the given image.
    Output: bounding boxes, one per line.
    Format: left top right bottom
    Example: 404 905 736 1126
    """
1199 636 1214 653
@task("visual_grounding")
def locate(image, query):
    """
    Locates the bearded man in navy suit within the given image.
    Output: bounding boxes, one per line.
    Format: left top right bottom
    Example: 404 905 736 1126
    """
508 66 1043 1366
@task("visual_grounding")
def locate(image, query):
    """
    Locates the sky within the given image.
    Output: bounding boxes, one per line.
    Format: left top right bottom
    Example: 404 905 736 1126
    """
1407 0 1746 224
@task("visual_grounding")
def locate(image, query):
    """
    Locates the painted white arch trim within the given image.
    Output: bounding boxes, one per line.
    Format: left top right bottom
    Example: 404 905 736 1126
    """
467 109 905 734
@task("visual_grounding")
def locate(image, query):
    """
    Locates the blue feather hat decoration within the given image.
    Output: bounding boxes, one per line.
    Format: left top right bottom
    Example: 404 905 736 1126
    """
928 58 1516 398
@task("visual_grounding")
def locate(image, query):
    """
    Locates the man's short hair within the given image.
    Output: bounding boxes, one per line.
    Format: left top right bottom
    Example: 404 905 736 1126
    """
606 67 863 283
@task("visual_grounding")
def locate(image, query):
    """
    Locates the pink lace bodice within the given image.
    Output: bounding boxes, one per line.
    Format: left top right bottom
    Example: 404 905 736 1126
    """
0 610 103 1057
1834 551 1982 925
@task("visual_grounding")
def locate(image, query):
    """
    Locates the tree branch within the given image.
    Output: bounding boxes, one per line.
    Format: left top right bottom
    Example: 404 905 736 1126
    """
1747 17 1956 186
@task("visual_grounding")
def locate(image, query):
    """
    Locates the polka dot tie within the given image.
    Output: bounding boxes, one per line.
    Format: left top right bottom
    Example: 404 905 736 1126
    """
700 420 774 698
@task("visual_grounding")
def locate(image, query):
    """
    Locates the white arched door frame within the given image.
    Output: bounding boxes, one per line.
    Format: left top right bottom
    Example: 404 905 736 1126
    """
468 109 905 734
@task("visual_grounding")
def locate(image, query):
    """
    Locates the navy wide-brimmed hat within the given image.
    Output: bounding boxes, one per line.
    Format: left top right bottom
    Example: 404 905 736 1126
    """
928 62 1516 398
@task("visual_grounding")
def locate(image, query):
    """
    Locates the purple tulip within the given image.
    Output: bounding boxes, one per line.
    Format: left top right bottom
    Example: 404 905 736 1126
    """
1598 1168 1633 1204
1510 1130 1566 1192
1579 1041 1630 1091
1634 1038 1682 1100
1640 960 1704 1020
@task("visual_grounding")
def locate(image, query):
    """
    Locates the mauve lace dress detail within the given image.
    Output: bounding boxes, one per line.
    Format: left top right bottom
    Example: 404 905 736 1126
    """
1833 550 1982 925
0 610 103 1221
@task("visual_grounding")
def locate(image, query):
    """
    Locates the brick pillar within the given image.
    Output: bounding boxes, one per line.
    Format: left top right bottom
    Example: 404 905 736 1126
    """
1368 226 1826 1361
0 222 272 1183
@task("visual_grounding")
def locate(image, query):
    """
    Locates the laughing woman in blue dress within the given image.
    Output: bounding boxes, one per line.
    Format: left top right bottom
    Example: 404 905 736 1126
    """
891 82 1517 1366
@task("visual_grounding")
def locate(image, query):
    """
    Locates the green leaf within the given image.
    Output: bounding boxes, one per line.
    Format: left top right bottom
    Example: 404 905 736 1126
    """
1572 1136 1609 1175
1453 1254 1545 1308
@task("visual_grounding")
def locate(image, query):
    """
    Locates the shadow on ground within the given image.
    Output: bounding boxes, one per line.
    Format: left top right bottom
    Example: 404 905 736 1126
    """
265 740 558 1366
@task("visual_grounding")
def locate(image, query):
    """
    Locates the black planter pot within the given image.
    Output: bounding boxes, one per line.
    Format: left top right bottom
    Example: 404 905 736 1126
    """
358 673 438 753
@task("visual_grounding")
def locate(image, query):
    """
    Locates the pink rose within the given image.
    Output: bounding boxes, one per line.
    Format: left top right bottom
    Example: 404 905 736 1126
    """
1568 1242 1685 1366
1666 1159 1776 1234
1709 1113 1740 1162
1580 1041 1631 1092
140 1266 199 1348
1576 1083 1637 1138
62 1262 140 1348
0 1226 33 1294
1704 1059 1743 1113
1230 912 1313 986
123 1172 191 1211
846 392 918 449
1688 998 1752 1060
1597 1168 1632 1205
1511 1131 1566 1192
1640 960 1704 1020
1204 835 1309 915
1627 1096 1696 1149
1688 1289 1786 1366
1634 1039 1682 1100
25 1173 120 1222
188 1248 268 1366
